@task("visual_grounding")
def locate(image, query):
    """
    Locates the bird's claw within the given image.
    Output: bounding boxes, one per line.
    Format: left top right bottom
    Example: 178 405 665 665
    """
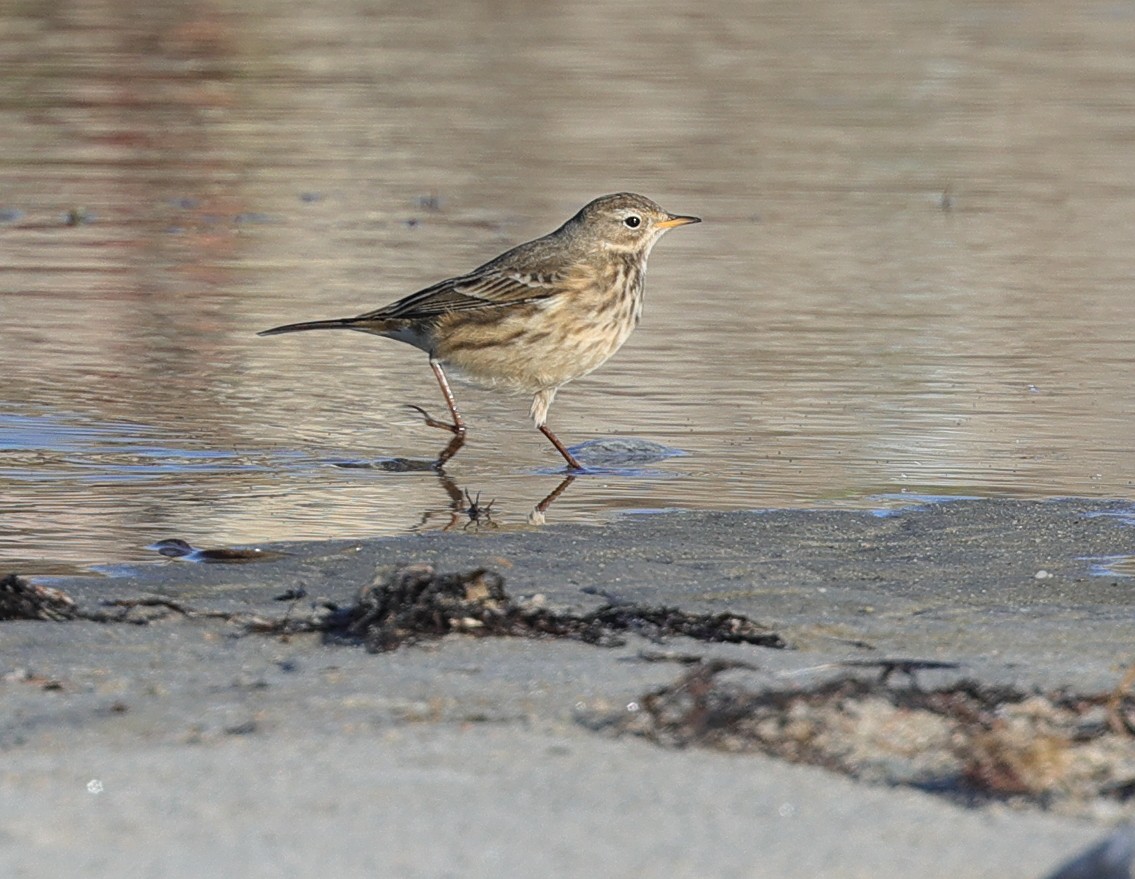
404 403 463 436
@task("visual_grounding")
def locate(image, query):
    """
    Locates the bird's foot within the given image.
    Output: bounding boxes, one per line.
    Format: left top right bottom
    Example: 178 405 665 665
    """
405 403 465 436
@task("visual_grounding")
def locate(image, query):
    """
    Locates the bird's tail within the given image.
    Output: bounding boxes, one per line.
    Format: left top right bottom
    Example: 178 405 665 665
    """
257 317 361 337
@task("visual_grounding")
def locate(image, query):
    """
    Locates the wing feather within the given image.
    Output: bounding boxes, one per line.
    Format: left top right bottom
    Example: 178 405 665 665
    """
354 268 563 322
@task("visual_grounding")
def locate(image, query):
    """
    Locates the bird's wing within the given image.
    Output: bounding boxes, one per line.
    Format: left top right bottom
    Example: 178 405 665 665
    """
353 267 567 322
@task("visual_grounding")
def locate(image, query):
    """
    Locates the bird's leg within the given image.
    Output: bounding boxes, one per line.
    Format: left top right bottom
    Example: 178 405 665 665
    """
530 387 583 470
427 358 466 435
539 425 583 471
401 359 467 467
429 360 467 466
404 361 466 434
402 405 465 466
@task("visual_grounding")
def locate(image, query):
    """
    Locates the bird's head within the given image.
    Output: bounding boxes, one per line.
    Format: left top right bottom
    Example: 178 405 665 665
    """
570 192 700 256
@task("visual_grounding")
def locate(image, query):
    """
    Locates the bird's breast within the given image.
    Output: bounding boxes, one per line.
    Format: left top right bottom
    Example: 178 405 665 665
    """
432 264 644 393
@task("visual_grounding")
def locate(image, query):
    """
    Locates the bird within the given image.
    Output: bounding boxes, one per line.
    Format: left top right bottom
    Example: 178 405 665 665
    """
258 192 700 470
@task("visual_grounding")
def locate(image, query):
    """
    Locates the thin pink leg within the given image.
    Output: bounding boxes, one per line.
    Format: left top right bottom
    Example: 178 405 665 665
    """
539 424 583 470
429 359 466 435
403 359 467 467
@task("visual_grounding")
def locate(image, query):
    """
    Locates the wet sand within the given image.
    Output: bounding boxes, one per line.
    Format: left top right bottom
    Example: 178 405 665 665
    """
4 498 1134 877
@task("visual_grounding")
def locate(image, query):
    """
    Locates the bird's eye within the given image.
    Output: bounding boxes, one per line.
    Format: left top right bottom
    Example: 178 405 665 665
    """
623 215 641 228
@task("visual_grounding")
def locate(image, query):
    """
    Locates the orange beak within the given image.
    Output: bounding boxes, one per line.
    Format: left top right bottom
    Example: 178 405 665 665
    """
657 214 701 229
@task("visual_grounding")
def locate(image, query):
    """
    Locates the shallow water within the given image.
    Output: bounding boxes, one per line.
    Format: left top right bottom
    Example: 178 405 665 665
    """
3 0 1134 571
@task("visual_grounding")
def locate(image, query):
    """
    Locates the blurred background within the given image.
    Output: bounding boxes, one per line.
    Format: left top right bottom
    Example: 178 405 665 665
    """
2 0 1134 572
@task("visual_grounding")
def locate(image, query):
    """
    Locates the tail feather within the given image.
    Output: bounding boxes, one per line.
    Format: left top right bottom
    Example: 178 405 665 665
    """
257 317 358 337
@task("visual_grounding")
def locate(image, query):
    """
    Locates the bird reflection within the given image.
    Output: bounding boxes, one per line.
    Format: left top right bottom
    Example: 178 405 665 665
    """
528 473 576 525
424 469 577 531
332 429 580 530
407 426 581 528
431 477 497 531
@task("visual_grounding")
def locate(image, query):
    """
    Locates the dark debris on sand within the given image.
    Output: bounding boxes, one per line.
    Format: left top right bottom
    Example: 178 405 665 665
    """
308 563 786 652
0 564 786 653
587 661 1135 814
0 572 262 626
0 574 79 621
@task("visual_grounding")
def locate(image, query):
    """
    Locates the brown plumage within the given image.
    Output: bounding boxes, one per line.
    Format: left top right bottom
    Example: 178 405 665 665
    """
259 192 700 469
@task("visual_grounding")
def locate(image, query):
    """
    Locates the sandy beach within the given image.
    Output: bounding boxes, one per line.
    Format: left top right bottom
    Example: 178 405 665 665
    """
4 498 1134 877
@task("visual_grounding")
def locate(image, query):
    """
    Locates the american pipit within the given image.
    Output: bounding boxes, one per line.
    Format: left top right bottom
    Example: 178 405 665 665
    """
259 192 700 469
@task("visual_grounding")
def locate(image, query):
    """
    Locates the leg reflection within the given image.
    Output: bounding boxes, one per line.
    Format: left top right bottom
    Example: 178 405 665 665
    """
416 472 579 530
528 475 576 526
426 473 497 532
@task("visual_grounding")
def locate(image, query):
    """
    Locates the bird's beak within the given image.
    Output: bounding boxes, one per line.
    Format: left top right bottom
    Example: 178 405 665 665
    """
657 214 701 229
